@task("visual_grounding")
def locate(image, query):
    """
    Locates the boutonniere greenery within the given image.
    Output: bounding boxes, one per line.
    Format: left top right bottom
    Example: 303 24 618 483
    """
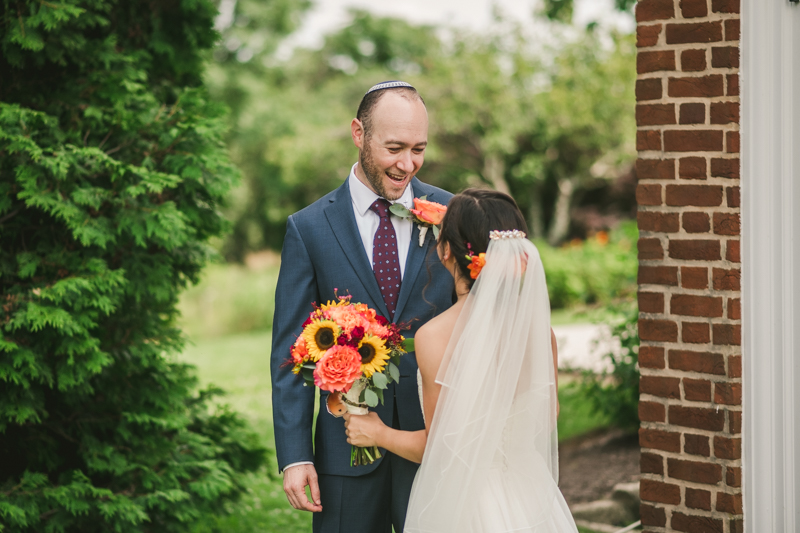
390 196 447 246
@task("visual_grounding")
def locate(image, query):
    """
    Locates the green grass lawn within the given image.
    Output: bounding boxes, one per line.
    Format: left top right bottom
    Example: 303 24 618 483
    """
179 330 610 532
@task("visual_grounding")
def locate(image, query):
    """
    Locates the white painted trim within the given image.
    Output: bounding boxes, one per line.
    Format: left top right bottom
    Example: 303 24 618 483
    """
741 1 800 532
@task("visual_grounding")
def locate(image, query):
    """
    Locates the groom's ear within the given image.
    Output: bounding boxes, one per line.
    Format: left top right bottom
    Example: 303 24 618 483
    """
351 118 365 149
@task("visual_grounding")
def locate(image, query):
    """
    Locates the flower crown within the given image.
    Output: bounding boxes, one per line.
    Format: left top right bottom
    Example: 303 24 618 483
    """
464 230 527 279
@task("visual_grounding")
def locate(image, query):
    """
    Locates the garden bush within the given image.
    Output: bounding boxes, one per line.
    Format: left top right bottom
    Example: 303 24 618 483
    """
0 2 266 531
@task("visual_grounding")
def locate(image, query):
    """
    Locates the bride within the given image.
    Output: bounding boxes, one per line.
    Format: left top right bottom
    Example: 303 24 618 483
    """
344 189 579 532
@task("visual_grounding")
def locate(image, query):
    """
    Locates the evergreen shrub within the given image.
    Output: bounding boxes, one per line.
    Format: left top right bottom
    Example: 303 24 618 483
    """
0 1 266 531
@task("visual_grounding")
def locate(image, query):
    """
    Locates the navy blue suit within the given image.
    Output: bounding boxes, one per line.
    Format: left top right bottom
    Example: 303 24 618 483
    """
271 177 454 532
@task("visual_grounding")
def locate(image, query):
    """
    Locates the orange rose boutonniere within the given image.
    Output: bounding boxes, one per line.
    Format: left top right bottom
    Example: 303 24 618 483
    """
390 195 448 246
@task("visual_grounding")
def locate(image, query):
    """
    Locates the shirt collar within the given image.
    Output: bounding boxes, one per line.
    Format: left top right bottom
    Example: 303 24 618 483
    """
348 162 414 216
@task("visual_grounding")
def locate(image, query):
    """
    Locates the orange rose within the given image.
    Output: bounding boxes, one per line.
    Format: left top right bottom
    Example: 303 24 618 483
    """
410 198 447 225
465 253 486 279
313 345 362 392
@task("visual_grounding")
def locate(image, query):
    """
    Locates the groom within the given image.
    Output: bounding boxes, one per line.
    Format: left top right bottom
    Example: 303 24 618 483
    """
271 81 454 532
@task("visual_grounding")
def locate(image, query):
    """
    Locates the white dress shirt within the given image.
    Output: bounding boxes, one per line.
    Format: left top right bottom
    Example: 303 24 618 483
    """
282 162 415 473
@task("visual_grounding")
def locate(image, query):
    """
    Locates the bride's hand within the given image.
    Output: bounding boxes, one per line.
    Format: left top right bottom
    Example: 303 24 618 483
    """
343 411 385 447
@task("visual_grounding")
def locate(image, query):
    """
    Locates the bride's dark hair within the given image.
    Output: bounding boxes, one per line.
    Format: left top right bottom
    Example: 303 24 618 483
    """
438 188 528 290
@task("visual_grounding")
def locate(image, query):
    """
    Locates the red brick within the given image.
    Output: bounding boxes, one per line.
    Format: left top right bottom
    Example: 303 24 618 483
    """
637 23 663 47
728 73 740 96
669 349 726 375
710 157 740 178
714 436 742 460
686 487 712 510
728 354 742 376
664 130 724 152
639 238 664 260
639 266 678 286
729 410 742 434
713 268 741 291
640 428 682 453
638 130 662 151
712 46 740 69
637 104 676 126
638 51 677 74
639 291 665 313
684 378 712 401
679 103 706 125
685 433 711 456
640 319 678 341
682 213 711 234
639 211 680 233
668 239 721 260
726 239 740 262
669 457 723 484
641 503 667 527
712 0 740 14
641 452 664 475
680 0 708 17
672 512 723 533
732 518 744 533
641 375 681 399
725 19 740 41
727 186 741 208
640 346 666 369
640 478 682 504
669 75 725 97
666 21 724 44
637 184 662 206
639 400 666 422
670 405 726 431
682 322 711 344
637 159 675 180
716 492 743 514
727 466 742 487
637 0 676 22
713 213 740 236
727 131 740 153
713 324 741 345
671 294 723 317
637 78 663 101
711 102 740 124
714 382 742 405
666 184 724 206
681 49 707 71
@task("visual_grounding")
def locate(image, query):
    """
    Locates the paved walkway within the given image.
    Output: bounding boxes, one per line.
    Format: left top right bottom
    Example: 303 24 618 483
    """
553 324 619 373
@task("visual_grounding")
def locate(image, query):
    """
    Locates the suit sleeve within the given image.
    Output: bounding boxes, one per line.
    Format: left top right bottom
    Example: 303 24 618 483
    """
271 214 318 471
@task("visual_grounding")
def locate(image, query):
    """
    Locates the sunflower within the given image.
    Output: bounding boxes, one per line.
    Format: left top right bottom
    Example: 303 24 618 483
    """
357 335 391 378
303 320 339 362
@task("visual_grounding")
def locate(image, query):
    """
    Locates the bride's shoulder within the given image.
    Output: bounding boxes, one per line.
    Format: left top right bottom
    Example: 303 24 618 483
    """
415 304 460 362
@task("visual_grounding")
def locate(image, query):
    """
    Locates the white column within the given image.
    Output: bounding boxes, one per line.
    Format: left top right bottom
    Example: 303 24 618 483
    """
741 1 800 532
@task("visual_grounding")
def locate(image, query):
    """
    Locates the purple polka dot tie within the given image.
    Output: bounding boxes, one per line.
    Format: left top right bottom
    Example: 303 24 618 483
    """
370 198 402 319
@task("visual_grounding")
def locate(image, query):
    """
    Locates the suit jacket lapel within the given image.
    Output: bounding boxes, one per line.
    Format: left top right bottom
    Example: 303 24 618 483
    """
324 180 390 319
393 178 439 322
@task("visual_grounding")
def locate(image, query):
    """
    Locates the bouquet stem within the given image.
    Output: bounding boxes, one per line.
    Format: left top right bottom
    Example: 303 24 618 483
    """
343 380 382 467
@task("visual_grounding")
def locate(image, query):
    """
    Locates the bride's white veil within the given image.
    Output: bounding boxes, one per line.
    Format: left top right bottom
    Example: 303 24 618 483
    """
405 230 575 533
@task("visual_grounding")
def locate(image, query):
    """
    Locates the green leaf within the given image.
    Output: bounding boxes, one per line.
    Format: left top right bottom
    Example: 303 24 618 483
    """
371 372 388 389
432 225 440 239
389 203 411 218
364 388 379 407
401 337 415 352
388 362 400 383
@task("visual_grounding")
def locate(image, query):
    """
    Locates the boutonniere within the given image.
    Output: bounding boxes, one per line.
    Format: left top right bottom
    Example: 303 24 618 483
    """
390 196 447 246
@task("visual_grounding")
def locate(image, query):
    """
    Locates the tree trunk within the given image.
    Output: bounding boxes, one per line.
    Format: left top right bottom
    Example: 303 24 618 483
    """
483 154 511 196
527 183 545 239
547 177 576 245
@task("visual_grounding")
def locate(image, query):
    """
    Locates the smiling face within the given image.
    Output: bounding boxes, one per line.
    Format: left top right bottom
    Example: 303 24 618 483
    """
351 91 428 201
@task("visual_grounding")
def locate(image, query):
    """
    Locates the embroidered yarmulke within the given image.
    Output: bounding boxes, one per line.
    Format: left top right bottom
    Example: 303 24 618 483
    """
365 80 415 95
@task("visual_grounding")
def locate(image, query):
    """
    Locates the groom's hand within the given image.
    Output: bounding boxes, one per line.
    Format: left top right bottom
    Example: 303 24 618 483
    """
283 464 322 512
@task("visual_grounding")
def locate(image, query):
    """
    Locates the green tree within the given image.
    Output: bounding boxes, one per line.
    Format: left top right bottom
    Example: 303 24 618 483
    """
0 1 265 531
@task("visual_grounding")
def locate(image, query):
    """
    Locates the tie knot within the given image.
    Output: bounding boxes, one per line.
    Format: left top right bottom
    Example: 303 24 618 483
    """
370 198 392 219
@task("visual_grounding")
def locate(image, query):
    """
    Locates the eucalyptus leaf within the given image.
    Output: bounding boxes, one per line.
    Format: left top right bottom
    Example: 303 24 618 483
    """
365 389 379 407
389 203 411 218
372 372 388 389
388 362 400 383
433 225 440 239
376 387 385 405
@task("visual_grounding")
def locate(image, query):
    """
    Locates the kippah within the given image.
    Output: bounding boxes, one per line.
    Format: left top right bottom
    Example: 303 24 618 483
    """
365 80 415 95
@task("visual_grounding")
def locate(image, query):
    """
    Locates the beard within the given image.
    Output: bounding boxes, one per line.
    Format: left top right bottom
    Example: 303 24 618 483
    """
360 140 403 201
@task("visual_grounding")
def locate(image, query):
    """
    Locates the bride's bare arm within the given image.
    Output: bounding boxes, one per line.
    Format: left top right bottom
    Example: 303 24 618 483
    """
343 412 426 463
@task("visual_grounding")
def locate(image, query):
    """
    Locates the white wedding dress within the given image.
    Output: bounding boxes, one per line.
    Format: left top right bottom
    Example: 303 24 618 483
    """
406 232 579 533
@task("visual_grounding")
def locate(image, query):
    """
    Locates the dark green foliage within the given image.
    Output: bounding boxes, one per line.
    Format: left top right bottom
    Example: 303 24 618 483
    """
0 1 266 531
579 306 640 431
543 0 635 23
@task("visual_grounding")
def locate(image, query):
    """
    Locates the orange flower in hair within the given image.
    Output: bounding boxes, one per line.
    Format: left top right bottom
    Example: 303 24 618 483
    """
465 253 486 279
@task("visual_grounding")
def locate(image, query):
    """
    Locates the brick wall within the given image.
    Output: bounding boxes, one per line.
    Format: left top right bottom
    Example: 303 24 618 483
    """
635 1 742 532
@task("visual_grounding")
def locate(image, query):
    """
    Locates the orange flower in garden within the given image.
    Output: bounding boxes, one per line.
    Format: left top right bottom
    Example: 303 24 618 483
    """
465 253 486 280
595 231 609 245
313 345 363 392
410 198 447 225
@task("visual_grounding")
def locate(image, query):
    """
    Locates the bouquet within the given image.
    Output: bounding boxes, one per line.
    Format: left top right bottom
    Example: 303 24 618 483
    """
390 196 447 246
290 294 409 466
